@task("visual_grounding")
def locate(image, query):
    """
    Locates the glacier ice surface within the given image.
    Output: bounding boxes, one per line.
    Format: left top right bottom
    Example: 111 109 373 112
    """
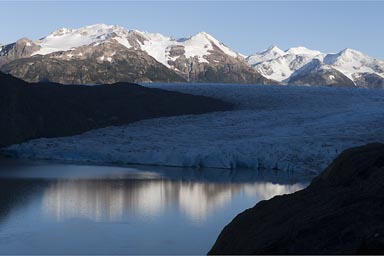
5 84 384 174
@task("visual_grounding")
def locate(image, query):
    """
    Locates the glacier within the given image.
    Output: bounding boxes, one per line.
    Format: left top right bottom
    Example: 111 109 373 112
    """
5 84 384 174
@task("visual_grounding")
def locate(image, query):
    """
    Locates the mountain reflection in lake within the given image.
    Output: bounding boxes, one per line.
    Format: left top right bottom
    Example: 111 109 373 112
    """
0 163 310 254
42 179 303 222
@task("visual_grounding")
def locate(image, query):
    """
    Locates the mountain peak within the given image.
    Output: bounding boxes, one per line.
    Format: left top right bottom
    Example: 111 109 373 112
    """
286 46 322 56
186 31 238 58
51 27 73 36
190 31 216 41
48 24 128 38
79 23 125 31
267 45 283 51
341 47 358 53
246 46 285 66
84 23 114 29
259 45 285 56
195 31 210 36
338 48 365 58
323 48 369 65
32 24 131 56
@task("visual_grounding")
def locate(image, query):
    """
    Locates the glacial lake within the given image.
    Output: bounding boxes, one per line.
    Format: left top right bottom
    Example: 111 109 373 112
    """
0 162 310 254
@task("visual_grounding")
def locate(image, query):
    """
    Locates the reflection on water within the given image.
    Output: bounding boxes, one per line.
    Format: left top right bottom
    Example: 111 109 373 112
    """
42 179 304 222
0 163 310 254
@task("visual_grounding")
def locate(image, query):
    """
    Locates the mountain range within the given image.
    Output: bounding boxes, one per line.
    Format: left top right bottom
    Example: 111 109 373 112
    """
247 46 384 88
1 24 383 88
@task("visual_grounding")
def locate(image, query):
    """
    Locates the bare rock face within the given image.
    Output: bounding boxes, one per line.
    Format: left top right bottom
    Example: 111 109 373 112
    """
0 38 40 66
209 143 384 255
353 73 384 89
167 44 275 84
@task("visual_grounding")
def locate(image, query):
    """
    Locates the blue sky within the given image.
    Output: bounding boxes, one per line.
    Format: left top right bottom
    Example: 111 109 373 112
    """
1 1 383 59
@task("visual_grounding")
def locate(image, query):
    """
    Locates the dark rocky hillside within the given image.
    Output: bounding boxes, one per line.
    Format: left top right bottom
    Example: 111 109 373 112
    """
354 73 384 89
0 72 232 148
209 143 384 255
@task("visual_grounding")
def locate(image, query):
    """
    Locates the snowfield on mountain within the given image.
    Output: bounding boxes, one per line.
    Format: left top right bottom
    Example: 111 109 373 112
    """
5 83 384 174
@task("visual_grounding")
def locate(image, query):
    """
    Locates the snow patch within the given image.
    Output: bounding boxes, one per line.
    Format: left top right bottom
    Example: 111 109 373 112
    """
181 32 213 63
113 36 131 49
138 32 174 67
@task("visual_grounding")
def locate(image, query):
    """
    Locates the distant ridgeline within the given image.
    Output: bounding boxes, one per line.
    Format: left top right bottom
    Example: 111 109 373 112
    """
0 24 383 87
0 72 232 148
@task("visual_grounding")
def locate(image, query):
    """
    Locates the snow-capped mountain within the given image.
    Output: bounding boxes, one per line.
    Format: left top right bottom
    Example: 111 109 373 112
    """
0 24 272 84
247 46 326 82
246 46 286 66
1 24 383 87
31 24 240 66
285 46 322 56
247 46 384 88
288 59 355 87
324 48 384 82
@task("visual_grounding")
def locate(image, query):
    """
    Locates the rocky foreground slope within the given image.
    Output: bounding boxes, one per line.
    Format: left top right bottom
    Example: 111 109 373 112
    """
209 143 384 254
0 72 231 147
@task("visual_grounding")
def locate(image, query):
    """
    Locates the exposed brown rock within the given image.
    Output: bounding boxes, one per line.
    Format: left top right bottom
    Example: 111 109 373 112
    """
0 38 40 66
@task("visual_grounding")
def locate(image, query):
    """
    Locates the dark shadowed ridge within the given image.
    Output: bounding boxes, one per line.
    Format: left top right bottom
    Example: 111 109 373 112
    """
0 72 233 148
209 143 384 255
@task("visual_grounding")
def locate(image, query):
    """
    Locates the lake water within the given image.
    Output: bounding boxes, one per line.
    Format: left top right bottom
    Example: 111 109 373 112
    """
0 162 310 254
